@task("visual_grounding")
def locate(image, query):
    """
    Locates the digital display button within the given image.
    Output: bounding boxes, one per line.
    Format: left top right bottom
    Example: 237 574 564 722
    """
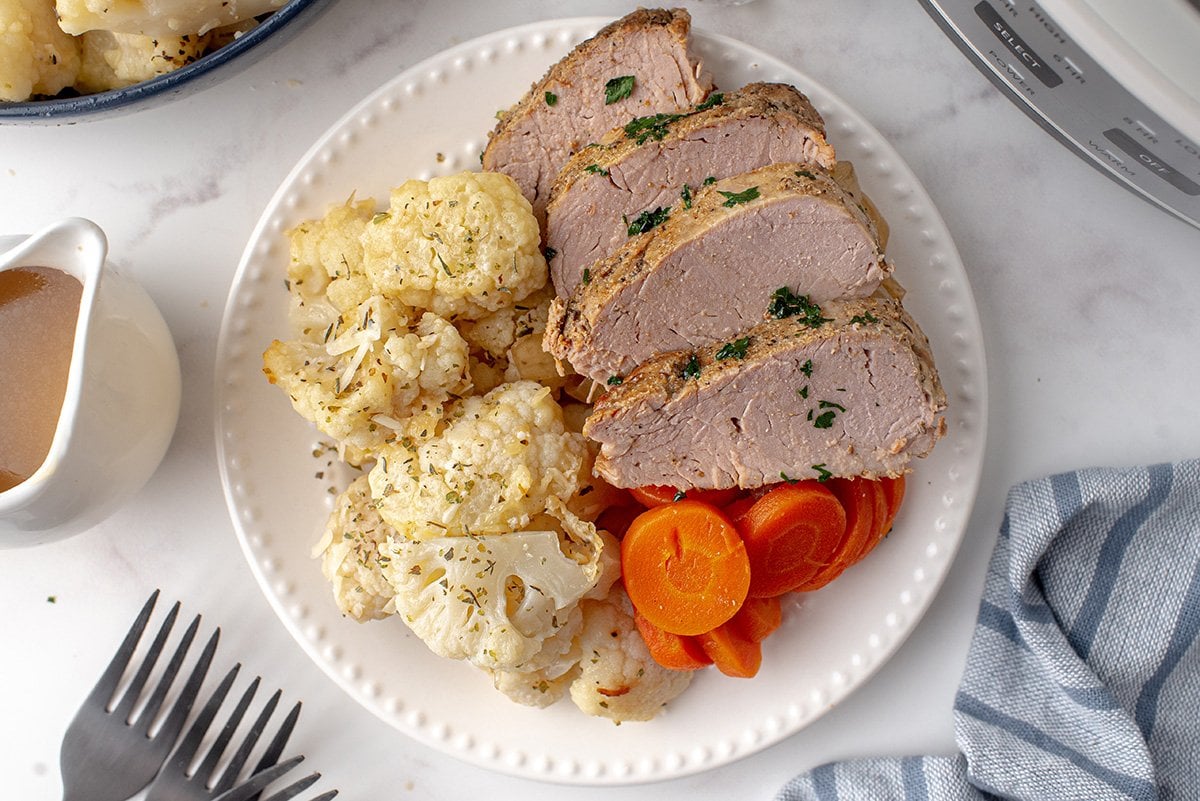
1103 129 1200 197
974 1 1063 88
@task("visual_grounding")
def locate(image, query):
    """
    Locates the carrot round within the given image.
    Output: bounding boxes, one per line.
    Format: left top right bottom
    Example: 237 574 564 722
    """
735 482 847 598
793 478 885 591
697 624 763 678
728 595 783 643
621 500 751 636
629 484 742 509
634 608 712 671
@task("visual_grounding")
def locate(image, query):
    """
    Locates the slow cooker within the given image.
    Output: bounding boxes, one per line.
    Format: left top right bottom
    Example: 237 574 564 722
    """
920 0 1200 230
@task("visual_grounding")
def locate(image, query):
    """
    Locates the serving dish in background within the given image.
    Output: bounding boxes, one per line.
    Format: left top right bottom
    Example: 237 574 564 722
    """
0 0 331 124
214 18 987 784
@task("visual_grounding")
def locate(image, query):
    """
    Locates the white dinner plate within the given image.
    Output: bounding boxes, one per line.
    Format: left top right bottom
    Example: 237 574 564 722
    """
215 17 987 785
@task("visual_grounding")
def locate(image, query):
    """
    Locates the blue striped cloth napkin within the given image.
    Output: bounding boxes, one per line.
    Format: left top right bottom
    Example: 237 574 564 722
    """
777 460 1200 801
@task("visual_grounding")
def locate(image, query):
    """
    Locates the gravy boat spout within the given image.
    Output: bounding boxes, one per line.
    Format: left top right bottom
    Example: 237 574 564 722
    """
0 218 181 547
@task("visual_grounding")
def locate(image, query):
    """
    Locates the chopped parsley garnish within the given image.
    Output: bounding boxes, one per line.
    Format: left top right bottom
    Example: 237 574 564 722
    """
680 184 693 209
767 287 831 328
435 251 452 276
719 186 760 207
604 75 636 104
696 92 725 111
623 112 684 144
703 176 717 186
582 267 591 285
542 246 557 260
47 595 56 604
849 312 879 325
819 400 846 412
812 464 833 482
544 91 558 106
584 163 610 176
715 336 752 360
780 472 799 485
606 375 623 386
795 169 816 180
625 205 671 236
812 411 837 429
681 353 701 380
797 385 809 399
800 359 814 377
673 489 687 502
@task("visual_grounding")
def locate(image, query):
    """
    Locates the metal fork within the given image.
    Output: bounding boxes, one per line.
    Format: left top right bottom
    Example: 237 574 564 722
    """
60 590 220 801
145 662 313 801
212 758 338 801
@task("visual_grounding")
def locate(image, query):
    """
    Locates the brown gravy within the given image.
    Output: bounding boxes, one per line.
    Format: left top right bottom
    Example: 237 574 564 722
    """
0 267 83 492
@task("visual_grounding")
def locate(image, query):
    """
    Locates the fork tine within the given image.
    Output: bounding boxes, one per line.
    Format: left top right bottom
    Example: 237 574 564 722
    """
83 590 159 709
250 700 301 775
167 662 240 775
212 755 305 801
153 626 220 746
307 793 338 801
211 688 281 795
194 676 260 787
258 771 320 801
135 612 199 735
113 601 179 723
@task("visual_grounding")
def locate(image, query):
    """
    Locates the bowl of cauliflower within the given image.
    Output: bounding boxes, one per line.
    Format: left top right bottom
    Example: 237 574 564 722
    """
0 0 329 121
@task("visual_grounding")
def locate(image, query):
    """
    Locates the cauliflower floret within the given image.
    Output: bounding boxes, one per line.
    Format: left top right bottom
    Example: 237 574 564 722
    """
360 172 547 320
570 589 693 722
263 303 471 464
490 604 584 708
382 518 608 671
287 197 376 304
368 381 585 539
312 475 396 622
0 0 81 101
75 29 210 92
55 0 285 37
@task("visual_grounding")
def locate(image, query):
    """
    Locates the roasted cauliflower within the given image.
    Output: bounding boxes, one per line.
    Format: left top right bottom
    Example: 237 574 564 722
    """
569 589 694 723
313 475 397 622
368 381 586 540
360 172 547 320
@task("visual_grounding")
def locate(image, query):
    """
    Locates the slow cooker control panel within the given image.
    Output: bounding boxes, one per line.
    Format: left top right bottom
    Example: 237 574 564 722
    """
921 0 1200 229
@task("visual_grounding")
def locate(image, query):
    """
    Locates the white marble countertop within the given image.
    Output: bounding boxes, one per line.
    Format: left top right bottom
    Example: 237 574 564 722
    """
4 1 1200 798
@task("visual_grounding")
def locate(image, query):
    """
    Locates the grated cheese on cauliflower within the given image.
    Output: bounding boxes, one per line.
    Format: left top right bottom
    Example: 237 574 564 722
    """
313 475 397 622
263 303 471 465
569 589 694 723
368 381 585 539
360 172 547 320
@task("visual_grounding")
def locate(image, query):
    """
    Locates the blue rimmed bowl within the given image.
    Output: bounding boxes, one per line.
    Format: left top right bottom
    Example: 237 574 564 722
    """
0 0 331 124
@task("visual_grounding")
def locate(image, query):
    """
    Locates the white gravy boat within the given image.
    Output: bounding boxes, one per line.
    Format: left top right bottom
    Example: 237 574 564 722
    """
0 218 181 547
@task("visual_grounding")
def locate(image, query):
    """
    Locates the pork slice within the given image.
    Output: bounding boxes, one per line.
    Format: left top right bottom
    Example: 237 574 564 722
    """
545 82 836 296
583 295 946 489
544 163 889 382
481 8 711 223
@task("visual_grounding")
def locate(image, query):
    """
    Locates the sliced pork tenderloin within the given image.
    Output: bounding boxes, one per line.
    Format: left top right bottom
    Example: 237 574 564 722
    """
545 82 836 296
544 163 889 382
583 295 946 489
481 8 712 222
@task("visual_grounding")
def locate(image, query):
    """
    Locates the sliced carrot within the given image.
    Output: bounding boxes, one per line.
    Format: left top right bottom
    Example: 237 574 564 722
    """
728 596 782 643
793 478 885 591
634 608 712 671
697 624 763 678
621 500 750 636
735 481 848 598
629 484 742 509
